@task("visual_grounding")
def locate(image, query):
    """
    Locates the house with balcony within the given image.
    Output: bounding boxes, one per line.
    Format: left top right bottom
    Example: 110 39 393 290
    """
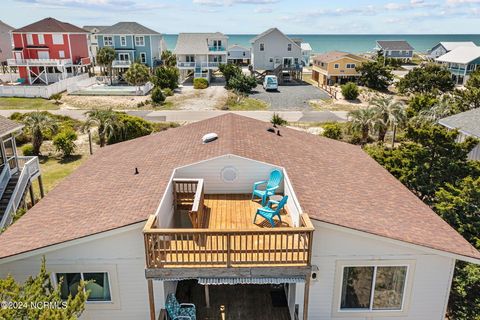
311 51 370 86
375 40 414 60
0 114 478 320
227 44 251 65
174 32 228 82
0 116 42 231
0 20 14 68
428 41 477 60
8 17 91 85
436 45 480 85
97 22 165 70
83 25 109 64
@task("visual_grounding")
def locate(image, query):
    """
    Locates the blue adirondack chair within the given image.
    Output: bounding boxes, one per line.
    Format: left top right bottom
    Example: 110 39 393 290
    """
165 293 196 320
254 195 288 227
252 169 283 205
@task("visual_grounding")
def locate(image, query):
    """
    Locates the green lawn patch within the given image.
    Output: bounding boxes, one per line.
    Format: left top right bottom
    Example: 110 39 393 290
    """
224 95 268 110
0 97 60 110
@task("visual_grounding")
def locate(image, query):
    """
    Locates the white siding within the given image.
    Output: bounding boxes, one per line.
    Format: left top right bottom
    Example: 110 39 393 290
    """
299 222 455 320
0 226 165 320
456 131 480 161
251 29 302 70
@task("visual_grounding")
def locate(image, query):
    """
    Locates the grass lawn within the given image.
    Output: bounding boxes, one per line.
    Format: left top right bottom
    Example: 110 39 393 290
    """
224 95 268 110
0 97 60 110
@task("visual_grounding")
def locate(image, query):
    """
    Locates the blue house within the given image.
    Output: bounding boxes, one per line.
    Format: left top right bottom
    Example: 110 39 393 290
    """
97 22 165 69
375 40 414 60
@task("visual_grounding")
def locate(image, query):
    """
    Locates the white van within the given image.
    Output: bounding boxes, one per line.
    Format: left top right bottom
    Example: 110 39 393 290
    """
263 75 278 91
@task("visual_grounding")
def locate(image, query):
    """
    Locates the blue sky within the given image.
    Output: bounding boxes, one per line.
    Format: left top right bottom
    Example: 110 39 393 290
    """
2 0 480 34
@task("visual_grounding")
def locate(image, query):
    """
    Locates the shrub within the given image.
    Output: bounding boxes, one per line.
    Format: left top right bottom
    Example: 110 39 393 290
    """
49 93 62 104
163 88 174 96
228 74 257 94
53 128 77 157
21 144 35 156
322 122 343 140
270 113 287 127
152 66 179 90
219 64 242 86
107 113 154 144
194 78 209 89
151 87 166 104
341 82 359 100
152 122 180 132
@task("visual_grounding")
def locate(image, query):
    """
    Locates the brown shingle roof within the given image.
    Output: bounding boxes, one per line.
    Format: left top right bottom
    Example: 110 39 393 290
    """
0 114 478 261
0 116 23 137
13 17 87 33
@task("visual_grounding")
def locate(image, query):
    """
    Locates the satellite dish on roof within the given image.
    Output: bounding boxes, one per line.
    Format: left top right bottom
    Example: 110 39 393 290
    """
202 133 218 143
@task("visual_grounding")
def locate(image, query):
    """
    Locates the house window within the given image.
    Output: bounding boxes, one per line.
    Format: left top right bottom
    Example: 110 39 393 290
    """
140 52 147 64
269 57 273 63
186 55 195 63
340 265 408 311
3 138 16 170
118 53 130 61
135 36 145 46
346 63 356 69
59 50 65 58
104 36 113 46
260 43 264 51
52 34 64 45
37 34 44 45
288 44 292 51
56 272 112 302
243 51 246 56
334 63 340 69
26 34 33 45
120 36 127 46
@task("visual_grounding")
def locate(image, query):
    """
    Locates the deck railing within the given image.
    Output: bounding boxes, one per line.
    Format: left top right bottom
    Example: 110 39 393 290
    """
143 213 314 269
7 58 73 67
172 179 205 229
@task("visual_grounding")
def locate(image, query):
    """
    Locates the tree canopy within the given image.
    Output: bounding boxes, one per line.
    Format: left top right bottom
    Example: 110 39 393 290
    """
161 50 177 68
397 63 455 95
124 63 150 92
356 61 394 91
96 47 116 84
151 66 179 90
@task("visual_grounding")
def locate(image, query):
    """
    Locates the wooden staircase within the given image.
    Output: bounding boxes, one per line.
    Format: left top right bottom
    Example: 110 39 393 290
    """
0 174 21 224
252 64 302 84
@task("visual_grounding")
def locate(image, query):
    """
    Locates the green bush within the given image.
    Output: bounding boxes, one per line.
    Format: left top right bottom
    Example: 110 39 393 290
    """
228 74 257 94
163 88 174 96
151 66 179 90
108 113 154 144
21 144 35 156
53 128 77 157
194 78 209 89
151 87 166 104
49 93 62 104
270 113 287 127
152 122 180 132
341 82 359 100
322 122 343 140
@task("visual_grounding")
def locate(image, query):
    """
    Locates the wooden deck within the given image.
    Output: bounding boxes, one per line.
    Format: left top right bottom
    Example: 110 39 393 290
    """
144 181 314 270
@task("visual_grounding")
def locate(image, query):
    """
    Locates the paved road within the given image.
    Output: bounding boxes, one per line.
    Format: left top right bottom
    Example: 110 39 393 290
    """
250 84 330 110
0 109 348 123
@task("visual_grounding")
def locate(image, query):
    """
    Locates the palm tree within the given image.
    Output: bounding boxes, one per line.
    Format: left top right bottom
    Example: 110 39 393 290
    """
370 96 406 143
83 109 122 147
96 47 116 85
412 96 454 125
348 107 376 145
23 112 58 155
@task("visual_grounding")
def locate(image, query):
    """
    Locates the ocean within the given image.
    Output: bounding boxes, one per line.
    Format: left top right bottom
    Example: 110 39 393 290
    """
163 34 480 54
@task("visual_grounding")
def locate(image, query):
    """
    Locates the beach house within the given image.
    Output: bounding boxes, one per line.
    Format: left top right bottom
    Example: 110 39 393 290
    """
428 41 477 59
8 17 91 85
436 46 480 85
0 21 14 67
0 114 478 320
0 116 42 231
439 108 480 160
300 42 313 66
97 22 165 69
83 25 109 64
311 51 369 86
174 32 228 82
375 40 414 60
227 44 251 65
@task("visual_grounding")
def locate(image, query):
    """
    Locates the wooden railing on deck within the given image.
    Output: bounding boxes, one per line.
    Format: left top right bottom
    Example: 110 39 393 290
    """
172 179 205 229
143 213 314 268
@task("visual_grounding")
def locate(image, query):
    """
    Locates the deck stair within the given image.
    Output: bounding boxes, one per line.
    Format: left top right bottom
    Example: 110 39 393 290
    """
0 174 27 227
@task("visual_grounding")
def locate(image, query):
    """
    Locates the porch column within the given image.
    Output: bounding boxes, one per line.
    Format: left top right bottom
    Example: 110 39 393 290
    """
303 276 311 320
205 284 210 308
148 279 156 320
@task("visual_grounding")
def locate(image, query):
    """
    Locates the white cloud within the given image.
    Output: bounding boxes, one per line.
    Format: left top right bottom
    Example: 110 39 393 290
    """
192 0 279 6
254 6 273 13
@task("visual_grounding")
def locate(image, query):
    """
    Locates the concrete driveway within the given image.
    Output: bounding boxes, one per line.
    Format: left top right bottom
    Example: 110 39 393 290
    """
250 83 330 111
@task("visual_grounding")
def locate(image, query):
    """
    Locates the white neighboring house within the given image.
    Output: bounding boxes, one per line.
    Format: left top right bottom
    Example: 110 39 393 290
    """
227 44 251 65
83 25 109 64
300 42 313 66
0 114 479 320
428 41 477 59
436 46 480 85
174 32 228 82
439 108 480 160
0 20 13 66
250 28 302 71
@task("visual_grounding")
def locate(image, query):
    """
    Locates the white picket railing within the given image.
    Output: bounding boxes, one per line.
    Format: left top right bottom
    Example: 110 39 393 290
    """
0 165 11 200
0 156 40 230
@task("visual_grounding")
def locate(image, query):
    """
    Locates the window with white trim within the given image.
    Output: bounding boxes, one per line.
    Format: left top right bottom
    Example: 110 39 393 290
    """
287 43 292 51
52 34 64 45
26 34 33 45
140 52 147 64
59 50 65 58
55 272 112 302
260 43 264 51
103 36 113 46
346 63 356 69
120 36 127 46
37 34 45 45
135 36 145 46
334 63 340 69
340 265 407 311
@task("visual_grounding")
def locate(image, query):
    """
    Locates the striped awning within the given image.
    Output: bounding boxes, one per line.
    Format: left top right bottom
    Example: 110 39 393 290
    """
198 277 305 285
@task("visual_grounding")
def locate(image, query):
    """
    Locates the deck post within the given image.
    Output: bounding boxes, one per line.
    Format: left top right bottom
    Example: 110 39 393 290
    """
205 284 210 308
303 276 311 320
38 176 45 198
147 279 156 320
28 183 35 205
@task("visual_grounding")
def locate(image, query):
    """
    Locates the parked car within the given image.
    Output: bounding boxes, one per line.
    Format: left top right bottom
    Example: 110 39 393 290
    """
263 75 278 91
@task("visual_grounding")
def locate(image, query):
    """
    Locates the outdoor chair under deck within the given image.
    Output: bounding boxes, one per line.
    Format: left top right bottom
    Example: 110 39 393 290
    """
251 169 283 205
254 195 289 227
166 293 196 320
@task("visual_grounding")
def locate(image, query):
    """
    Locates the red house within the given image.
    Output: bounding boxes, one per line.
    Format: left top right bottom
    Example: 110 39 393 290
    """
9 17 91 85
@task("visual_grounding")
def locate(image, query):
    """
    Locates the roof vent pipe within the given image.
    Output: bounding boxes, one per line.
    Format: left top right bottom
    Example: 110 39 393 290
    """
202 133 218 143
